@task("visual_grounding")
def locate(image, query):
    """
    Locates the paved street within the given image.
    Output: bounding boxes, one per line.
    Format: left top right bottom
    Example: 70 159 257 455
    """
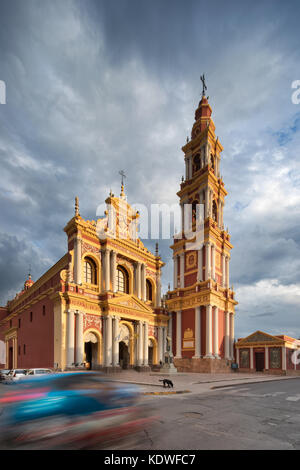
1 373 300 450
112 377 300 450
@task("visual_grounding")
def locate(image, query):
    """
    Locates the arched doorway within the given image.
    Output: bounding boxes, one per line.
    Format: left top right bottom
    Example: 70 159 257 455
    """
148 339 154 366
118 323 131 369
148 337 158 366
119 341 130 369
84 331 99 370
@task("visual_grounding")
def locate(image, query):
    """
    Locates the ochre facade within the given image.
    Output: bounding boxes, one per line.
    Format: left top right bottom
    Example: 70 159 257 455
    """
0 187 169 371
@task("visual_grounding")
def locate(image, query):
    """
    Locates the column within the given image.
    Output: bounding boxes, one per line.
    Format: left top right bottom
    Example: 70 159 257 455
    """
112 316 120 367
250 348 254 370
144 322 149 366
101 316 106 366
105 249 111 291
175 311 182 358
230 313 235 359
137 321 144 366
180 253 185 288
184 157 188 180
205 305 213 358
214 307 219 358
111 251 117 293
158 326 163 363
141 264 146 301
193 306 201 358
173 255 178 289
197 247 203 282
74 237 82 284
168 313 173 354
13 337 17 369
226 256 230 289
66 310 75 367
205 187 209 218
221 202 224 228
75 311 84 365
136 262 142 299
265 347 269 370
180 202 184 235
163 327 167 356
105 315 112 367
188 157 192 179
211 244 215 280
205 242 211 280
222 254 226 287
225 311 230 360
5 340 8 369
156 272 162 307
282 347 287 371
236 348 240 367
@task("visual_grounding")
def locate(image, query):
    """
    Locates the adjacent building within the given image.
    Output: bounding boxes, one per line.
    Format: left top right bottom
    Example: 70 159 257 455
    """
235 330 300 375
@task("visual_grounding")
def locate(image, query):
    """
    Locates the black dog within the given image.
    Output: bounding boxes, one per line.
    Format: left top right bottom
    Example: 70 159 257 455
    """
159 379 174 388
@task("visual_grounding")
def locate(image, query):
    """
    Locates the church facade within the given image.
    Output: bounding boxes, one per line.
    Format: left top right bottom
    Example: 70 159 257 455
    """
0 186 169 371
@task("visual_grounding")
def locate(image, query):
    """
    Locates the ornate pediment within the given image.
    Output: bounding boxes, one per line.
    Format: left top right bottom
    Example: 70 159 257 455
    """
107 294 154 315
238 331 282 345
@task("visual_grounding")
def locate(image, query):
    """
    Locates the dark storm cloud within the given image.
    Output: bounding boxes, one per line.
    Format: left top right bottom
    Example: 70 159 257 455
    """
1 0 300 338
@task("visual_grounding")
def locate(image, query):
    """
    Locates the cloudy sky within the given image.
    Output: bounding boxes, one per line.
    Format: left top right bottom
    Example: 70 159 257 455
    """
1 0 300 339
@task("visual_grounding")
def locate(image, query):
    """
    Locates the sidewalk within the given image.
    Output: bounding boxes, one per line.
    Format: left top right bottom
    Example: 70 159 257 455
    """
104 370 300 395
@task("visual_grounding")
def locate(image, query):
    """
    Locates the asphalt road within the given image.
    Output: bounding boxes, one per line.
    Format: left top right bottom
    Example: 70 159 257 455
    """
1 378 300 450
119 378 300 450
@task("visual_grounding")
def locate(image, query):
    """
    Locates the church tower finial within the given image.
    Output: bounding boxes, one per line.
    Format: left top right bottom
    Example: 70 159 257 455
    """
75 196 80 217
119 170 126 198
200 73 207 97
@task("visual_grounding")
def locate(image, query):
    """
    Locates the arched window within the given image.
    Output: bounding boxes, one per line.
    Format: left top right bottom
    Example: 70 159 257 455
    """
210 154 215 171
193 154 201 174
83 257 97 284
146 279 153 301
212 200 218 222
117 266 129 293
192 200 199 224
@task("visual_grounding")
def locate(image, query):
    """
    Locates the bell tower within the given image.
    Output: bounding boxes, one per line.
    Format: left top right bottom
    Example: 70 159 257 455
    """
166 77 238 372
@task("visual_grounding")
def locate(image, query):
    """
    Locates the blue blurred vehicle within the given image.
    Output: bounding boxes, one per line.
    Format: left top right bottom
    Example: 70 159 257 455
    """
0 372 154 449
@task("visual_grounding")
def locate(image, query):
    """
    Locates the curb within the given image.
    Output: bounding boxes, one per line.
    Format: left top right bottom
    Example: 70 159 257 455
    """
143 390 191 396
210 376 300 389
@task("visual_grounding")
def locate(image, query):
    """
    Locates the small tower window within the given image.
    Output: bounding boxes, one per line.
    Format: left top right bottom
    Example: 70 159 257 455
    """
210 154 215 171
192 200 199 224
212 200 218 222
193 154 201 174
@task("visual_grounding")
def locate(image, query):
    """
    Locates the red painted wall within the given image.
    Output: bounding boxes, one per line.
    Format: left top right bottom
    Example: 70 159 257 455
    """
16 296 55 369
181 308 195 358
201 306 206 356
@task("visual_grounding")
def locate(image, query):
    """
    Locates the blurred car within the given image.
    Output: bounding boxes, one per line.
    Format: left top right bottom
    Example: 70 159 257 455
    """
0 370 11 382
4 369 27 383
0 371 155 449
26 369 53 376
